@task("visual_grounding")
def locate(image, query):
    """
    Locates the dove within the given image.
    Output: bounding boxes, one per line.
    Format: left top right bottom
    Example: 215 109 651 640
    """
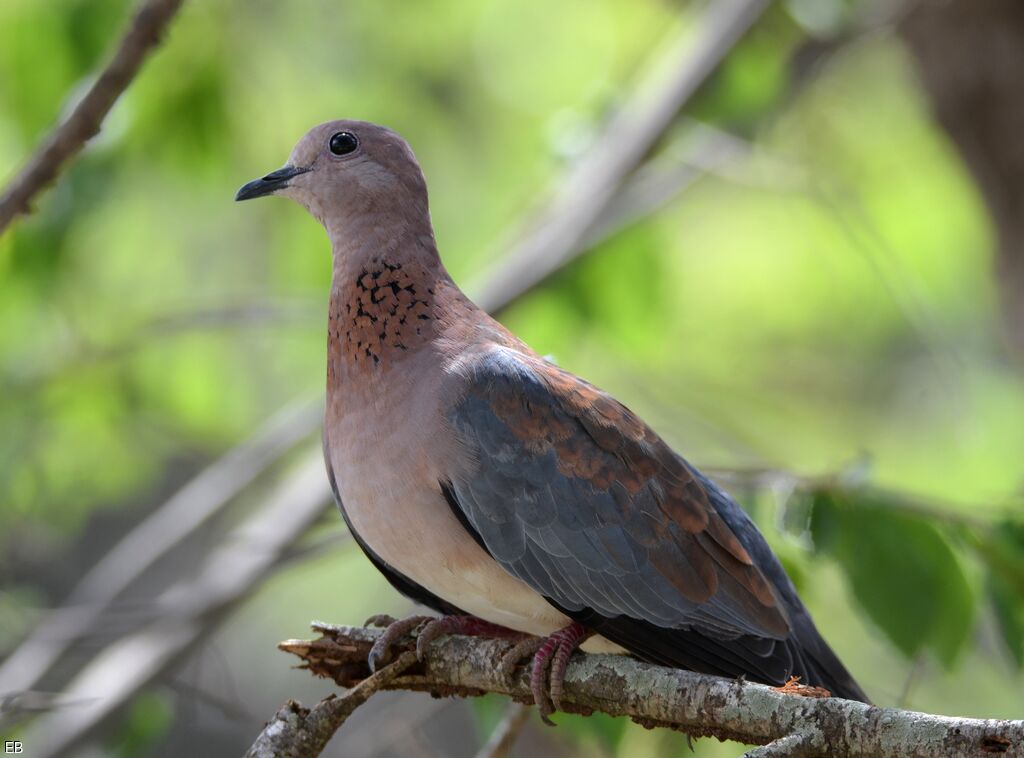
236 120 868 720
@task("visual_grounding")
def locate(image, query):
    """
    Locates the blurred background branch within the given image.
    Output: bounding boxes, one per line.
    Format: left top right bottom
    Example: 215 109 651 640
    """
471 0 770 315
0 398 322 698
22 453 333 758
0 0 187 233
474 702 531 758
899 0 1024 355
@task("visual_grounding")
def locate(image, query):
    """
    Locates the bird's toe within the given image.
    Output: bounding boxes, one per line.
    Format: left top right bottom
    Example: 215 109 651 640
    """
548 624 591 712
498 636 545 683
366 615 431 672
364 613 400 628
524 623 590 725
416 616 524 660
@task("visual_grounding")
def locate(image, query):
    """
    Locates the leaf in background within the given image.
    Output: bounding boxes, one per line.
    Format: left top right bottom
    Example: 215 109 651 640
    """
809 489 975 667
974 520 1024 668
989 571 1024 668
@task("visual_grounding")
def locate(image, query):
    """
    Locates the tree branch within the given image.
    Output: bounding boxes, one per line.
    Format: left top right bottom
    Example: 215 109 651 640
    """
0 0 186 234
474 701 531 758
243 651 419 758
262 623 1024 758
468 0 771 315
0 398 322 699
19 454 336 758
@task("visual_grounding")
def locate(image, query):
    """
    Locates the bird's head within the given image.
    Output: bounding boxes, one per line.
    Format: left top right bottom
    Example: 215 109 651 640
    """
235 120 431 242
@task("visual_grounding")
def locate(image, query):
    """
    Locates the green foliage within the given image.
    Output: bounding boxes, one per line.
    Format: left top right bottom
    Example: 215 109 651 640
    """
973 521 1024 668
989 571 1024 668
810 489 974 667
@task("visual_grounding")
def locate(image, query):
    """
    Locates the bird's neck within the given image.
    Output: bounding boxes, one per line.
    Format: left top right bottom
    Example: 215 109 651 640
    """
326 220 464 381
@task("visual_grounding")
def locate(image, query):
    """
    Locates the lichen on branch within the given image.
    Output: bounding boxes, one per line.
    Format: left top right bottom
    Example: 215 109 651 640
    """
248 622 1024 758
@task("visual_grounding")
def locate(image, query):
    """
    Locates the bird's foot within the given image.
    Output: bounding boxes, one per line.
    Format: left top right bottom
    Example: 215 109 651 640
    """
498 622 591 725
365 614 432 671
365 613 522 672
412 615 524 660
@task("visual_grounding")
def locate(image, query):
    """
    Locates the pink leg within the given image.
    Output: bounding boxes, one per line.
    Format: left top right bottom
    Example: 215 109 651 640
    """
529 635 564 724
521 623 590 725
549 624 592 712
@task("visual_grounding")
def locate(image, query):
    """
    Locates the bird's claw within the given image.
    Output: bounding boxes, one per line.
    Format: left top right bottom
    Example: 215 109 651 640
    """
498 636 545 682
366 614 523 672
548 627 588 713
498 623 591 725
366 615 431 672
414 617 459 660
365 612 588 721
364 613 399 628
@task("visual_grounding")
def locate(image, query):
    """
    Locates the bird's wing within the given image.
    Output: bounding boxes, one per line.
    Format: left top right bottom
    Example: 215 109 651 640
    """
443 346 790 641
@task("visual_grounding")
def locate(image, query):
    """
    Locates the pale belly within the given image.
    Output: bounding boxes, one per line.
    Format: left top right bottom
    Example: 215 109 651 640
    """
327 440 623 653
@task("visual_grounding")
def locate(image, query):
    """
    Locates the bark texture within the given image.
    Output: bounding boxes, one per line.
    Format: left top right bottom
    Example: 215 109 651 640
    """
253 622 1024 758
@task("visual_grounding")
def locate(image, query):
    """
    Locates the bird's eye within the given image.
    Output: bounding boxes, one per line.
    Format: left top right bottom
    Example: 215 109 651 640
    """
329 131 359 156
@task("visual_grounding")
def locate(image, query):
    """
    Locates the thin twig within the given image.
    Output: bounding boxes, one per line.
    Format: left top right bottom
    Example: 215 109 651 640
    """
0 398 322 698
0 0 187 233
272 624 1024 758
470 0 771 315
704 465 1009 532
743 730 822 757
19 453 333 758
474 702 531 758
244 651 419 758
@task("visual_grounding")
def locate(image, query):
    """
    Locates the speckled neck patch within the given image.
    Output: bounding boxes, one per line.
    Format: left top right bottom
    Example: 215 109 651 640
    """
328 261 436 374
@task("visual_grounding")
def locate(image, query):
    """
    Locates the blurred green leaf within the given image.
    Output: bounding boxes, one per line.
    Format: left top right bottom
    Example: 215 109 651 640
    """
973 520 1024 668
989 571 1024 668
810 489 975 667
975 519 1024 596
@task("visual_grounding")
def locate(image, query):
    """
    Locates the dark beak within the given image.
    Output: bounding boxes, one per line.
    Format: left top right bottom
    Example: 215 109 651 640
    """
235 165 311 201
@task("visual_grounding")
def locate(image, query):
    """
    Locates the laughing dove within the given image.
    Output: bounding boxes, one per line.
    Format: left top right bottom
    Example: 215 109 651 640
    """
236 120 868 719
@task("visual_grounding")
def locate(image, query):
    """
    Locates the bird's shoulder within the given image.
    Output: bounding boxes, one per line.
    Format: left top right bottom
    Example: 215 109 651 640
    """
446 343 691 496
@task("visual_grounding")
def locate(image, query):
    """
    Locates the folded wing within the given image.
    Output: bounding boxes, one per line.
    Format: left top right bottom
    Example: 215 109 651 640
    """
445 346 790 642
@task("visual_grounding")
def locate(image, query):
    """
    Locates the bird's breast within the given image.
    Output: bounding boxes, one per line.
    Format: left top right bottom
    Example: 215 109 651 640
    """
324 361 573 636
